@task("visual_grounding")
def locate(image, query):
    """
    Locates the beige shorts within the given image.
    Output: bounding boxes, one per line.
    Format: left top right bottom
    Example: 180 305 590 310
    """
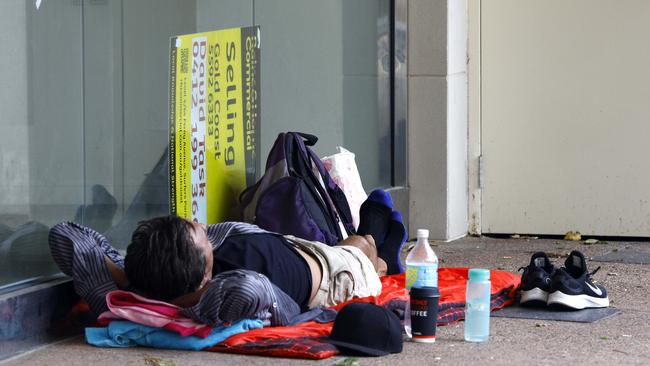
284 235 382 308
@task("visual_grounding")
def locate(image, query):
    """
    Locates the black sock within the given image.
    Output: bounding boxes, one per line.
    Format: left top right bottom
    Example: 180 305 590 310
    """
379 211 407 275
357 200 392 247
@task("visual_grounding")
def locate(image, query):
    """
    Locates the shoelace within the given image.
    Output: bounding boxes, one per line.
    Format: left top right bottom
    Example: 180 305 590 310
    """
587 266 601 282
517 265 552 273
589 266 601 276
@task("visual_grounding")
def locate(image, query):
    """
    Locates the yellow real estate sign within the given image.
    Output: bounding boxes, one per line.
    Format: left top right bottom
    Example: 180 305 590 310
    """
169 26 260 224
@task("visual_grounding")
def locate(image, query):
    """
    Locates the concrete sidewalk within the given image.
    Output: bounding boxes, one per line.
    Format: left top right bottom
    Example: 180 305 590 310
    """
3 236 650 366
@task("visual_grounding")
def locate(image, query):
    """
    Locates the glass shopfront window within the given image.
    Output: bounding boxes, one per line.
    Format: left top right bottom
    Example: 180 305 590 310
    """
0 0 84 288
0 0 396 289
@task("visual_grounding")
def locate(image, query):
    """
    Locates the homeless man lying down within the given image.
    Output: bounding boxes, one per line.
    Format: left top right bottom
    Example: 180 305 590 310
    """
49 193 406 327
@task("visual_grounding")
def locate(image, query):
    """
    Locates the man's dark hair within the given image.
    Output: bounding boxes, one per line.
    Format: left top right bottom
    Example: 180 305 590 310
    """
124 215 206 301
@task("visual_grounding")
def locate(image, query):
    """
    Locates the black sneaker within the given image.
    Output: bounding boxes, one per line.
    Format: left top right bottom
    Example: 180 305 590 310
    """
519 252 555 306
547 250 609 309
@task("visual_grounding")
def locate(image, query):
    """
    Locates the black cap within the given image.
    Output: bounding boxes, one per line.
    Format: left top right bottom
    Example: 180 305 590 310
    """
321 302 403 357
410 286 440 298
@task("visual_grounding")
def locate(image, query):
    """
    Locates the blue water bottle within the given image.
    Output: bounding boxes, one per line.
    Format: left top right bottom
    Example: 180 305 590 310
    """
464 268 491 342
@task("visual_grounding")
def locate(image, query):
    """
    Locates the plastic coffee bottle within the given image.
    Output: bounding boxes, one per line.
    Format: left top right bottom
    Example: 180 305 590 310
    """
464 268 491 342
405 229 438 290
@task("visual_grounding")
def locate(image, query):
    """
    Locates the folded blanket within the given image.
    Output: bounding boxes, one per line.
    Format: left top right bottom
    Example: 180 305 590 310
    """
98 290 213 338
97 289 336 339
213 336 339 360
86 319 262 351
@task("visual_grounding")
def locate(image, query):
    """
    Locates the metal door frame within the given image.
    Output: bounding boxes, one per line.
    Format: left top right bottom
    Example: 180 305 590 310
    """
468 0 482 235
387 0 409 225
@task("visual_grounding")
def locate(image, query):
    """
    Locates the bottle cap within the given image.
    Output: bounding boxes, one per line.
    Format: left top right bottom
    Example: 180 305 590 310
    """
468 268 490 281
416 229 429 238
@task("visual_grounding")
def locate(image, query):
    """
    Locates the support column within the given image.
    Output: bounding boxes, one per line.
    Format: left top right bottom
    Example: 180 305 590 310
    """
408 0 468 240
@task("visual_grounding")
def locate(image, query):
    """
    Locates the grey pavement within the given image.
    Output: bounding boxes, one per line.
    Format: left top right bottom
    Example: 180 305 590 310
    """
3 236 650 366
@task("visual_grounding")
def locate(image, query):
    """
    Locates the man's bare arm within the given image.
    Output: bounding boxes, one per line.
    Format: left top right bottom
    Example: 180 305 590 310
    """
105 256 129 289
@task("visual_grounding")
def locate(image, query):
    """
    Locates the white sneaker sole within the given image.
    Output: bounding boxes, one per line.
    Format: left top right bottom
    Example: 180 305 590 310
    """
547 291 609 309
520 287 549 304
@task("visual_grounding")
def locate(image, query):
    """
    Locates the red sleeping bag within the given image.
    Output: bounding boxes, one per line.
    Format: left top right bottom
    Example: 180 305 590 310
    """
207 268 520 359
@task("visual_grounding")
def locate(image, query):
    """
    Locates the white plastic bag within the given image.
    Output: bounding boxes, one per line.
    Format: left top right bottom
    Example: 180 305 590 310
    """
321 147 367 230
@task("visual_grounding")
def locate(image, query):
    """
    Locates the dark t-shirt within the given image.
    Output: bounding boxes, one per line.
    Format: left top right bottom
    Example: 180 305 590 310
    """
213 233 312 311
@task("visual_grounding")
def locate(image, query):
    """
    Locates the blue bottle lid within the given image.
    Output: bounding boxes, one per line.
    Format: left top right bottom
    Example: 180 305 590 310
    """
468 268 490 282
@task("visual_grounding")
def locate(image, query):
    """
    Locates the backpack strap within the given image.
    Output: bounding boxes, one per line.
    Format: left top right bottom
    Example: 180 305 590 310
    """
291 133 355 238
294 132 318 147
287 132 345 241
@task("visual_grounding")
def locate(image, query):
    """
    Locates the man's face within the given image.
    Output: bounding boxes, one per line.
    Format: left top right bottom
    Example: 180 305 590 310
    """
188 220 213 287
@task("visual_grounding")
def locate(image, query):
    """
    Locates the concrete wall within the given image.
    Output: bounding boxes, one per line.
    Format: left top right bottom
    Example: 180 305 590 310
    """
408 0 468 240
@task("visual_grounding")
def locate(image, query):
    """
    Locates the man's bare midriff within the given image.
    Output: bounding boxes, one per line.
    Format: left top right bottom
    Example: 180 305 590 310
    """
294 246 323 305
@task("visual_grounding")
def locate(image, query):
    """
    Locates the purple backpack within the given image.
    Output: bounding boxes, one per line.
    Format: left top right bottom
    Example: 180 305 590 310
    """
240 132 355 245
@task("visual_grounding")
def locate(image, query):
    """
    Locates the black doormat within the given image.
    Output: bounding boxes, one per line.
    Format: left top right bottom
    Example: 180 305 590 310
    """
491 303 621 323
592 250 650 264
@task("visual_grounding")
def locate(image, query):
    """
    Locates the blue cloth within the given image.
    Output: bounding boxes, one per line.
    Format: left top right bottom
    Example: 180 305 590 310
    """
85 319 263 350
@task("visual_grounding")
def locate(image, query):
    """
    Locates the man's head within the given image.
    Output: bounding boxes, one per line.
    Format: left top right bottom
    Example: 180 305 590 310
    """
124 215 213 301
